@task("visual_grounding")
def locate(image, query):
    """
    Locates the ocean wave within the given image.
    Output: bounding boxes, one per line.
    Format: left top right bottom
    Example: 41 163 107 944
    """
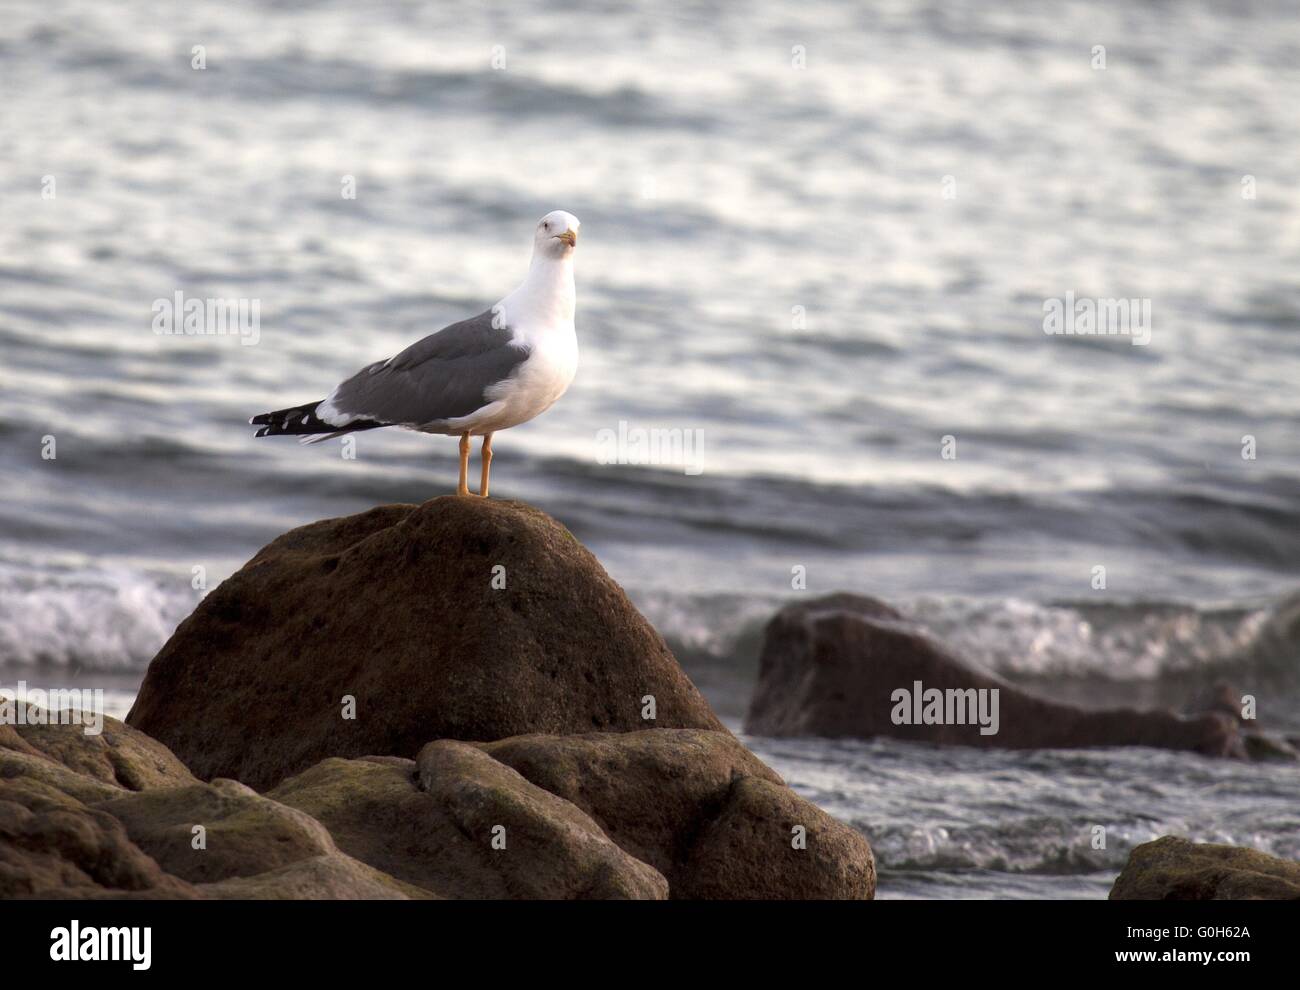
551 462 1300 569
907 595 1294 681
870 819 1152 875
0 563 199 671
866 817 1297 876
40 36 710 132
5 543 1292 684
629 586 1300 686
746 733 1300 898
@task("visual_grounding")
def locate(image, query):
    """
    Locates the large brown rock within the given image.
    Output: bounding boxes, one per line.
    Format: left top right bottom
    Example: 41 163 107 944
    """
17 508 877 900
0 707 197 898
745 594 1244 756
1 705 195 793
197 852 426 899
475 729 875 899
0 775 198 899
269 751 668 899
683 776 874 900
0 707 419 899
127 497 723 790
267 731 873 900
3 708 874 899
97 777 426 899
1110 836 1300 900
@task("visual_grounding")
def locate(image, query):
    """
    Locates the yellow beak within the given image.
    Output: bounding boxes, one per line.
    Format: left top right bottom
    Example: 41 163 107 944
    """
557 229 577 247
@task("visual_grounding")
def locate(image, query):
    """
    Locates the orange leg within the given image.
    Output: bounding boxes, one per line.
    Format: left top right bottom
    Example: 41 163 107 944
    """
457 433 471 496
479 433 494 497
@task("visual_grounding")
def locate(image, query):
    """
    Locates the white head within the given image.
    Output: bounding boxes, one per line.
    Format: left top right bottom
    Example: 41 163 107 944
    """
534 210 580 260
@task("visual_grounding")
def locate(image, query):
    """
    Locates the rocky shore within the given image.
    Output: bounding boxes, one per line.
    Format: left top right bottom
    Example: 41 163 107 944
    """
4 499 1294 900
1 498 874 900
746 593 1292 759
1111 837 1300 900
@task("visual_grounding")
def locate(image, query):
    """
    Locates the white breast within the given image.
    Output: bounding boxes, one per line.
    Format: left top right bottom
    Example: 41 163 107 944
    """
443 246 577 436
496 323 579 425
449 322 577 436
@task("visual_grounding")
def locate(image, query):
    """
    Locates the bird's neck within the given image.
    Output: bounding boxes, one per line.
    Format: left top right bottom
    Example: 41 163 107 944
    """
502 253 575 329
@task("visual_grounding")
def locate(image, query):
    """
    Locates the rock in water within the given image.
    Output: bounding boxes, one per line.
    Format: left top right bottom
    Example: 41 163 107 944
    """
470 729 876 899
1185 680 1298 761
745 593 1244 756
128 497 723 790
105 505 876 899
1110 836 1300 899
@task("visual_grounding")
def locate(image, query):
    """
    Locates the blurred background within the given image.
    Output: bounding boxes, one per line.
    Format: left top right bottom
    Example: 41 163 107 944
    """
2 0 1298 897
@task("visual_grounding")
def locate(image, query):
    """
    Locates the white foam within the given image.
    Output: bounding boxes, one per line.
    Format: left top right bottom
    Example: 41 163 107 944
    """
0 564 199 670
630 587 1291 683
905 596 1278 680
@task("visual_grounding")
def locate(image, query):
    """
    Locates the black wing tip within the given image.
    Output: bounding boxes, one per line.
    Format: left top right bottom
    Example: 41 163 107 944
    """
249 399 378 439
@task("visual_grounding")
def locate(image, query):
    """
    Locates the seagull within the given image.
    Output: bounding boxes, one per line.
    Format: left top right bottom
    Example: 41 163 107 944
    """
250 210 580 497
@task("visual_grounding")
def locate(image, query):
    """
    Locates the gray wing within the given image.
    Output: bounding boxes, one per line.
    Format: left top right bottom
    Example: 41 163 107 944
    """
324 309 528 427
